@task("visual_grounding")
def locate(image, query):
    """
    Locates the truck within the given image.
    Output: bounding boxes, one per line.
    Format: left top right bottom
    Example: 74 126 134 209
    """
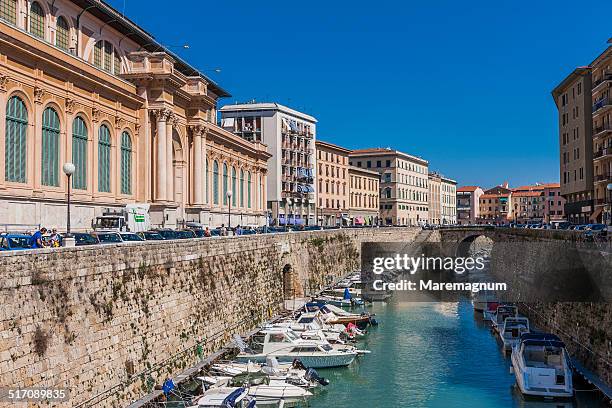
92 204 151 232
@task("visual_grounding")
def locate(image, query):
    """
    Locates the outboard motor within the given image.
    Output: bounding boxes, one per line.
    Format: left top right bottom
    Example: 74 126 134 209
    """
304 367 330 386
369 317 379 326
292 359 307 370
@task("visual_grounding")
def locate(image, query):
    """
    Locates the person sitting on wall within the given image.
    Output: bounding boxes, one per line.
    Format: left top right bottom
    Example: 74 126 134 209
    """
204 227 211 237
30 227 47 249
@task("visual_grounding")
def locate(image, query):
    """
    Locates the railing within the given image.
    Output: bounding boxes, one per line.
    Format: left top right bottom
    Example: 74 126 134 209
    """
592 97 612 113
593 148 612 159
594 173 612 182
594 123 612 136
593 73 612 89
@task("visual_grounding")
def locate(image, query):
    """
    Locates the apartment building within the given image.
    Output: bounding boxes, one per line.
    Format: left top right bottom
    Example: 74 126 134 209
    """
456 186 483 225
590 43 612 224
478 184 512 223
440 176 457 224
511 187 545 224
552 67 594 224
428 173 441 224
543 183 566 222
220 103 316 226
315 140 349 226
349 148 429 226
348 166 380 226
0 0 270 230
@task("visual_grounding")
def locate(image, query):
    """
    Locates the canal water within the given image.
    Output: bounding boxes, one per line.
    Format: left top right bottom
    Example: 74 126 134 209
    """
308 298 605 408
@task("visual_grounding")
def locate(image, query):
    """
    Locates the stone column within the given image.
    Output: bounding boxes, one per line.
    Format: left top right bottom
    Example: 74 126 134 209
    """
153 109 169 202
33 86 44 191
166 114 175 203
0 74 7 187
192 126 204 206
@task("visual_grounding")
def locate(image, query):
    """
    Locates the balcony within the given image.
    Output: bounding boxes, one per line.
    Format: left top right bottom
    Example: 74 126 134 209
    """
593 123 612 139
593 148 612 160
592 73 612 92
594 173 612 183
592 97 612 114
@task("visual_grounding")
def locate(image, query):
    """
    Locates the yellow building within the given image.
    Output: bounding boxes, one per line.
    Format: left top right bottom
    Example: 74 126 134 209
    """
0 0 270 230
348 165 380 225
315 140 349 226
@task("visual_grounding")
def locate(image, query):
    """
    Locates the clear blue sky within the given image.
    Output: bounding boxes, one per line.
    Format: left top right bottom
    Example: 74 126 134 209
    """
108 0 611 188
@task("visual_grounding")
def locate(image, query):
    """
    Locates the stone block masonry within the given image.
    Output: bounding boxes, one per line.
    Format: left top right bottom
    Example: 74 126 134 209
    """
0 228 421 407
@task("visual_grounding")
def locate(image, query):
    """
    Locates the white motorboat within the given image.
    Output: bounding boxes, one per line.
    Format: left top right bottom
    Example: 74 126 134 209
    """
500 317 530 351
472 291 496 312
235 327 358 368
190 386 254 408
197 372 312 407
491 305 518 333
511 333 573 398
268 311 354 341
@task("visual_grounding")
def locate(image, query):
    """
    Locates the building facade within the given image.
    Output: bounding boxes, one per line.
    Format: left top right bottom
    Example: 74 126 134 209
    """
440 176 457 224
478 184 512 224
349 148 428 226
456 186 483 225
0 0 270 231
315 140 349 226
428 173 441 224
552 67 594 224
348 165 379 226
543 183 565 222
220 103 316 226
590 44 612 224
511 189 544 224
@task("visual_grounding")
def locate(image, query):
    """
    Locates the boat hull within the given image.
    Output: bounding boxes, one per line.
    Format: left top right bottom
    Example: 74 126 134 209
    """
236 353 356 368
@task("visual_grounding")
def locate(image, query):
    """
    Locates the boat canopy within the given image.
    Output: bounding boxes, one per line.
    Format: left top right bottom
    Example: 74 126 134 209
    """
520 333 565 347
221 387 247 406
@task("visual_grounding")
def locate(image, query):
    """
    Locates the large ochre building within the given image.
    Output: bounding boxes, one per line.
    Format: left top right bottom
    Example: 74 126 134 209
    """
0 0 270 231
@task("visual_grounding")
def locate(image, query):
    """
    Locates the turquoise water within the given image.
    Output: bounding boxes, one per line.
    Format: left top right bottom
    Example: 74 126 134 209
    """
308 299 605 408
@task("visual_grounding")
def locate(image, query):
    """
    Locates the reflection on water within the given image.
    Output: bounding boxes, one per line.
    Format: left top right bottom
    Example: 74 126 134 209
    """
307 299 606 408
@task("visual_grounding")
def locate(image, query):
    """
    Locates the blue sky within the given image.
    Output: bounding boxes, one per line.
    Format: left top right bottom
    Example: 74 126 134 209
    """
108 0 611 188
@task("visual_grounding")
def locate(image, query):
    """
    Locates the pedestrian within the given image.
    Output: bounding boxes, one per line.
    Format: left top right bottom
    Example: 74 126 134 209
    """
49 228 61 247
220 224 227 236
204 227 211 237
30 227 47 249
235 225 242 236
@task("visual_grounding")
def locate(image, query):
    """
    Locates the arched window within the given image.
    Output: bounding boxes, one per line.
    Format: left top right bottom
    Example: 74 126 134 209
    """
120 131 132 194
0 0 17 25
212 160 219 205
93 40 121 74
240 169 245 207
55 16 69 51
5 96 28 183
247 171 252 208
98 125 111 192
222 163 228 205
41 107 60 187
29 2 44 39
231 166 237 206
72 116 88 190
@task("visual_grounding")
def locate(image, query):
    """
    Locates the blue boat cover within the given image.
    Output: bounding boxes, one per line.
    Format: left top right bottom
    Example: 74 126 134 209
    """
520 333 565 347
222 387 246 407
343 288 352 300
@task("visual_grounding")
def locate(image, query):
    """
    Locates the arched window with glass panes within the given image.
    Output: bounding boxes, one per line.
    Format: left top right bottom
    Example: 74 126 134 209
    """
98 125 111 192
0 0 17 25
93 40 122 75
231 166 237 206
55 16 69 51
222 163 228 205
29 2 45 39
213 161 219 205
120 131 132 194
240 169 245 207
41 107 60 187
72 116 88 190
5 96 28 183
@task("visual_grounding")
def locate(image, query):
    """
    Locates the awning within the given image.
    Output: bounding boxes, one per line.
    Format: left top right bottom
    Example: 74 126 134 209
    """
589 207 603 222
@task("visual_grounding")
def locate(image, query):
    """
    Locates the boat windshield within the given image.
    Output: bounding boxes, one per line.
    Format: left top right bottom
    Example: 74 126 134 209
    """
298 317 315 324
286 331 300 341
320 344 333 351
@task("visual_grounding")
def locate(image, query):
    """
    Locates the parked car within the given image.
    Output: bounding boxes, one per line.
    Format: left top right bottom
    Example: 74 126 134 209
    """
189 228 205 238
0 233 33 251
150 229 179 240
65 232 99 246
176 230 196 239
120 232 145 242
137 231 165 241
92 231 123 244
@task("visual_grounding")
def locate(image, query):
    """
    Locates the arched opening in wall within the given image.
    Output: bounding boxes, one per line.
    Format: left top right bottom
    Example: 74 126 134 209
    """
456 235 493 259
282 264 294 300
172 129 184 208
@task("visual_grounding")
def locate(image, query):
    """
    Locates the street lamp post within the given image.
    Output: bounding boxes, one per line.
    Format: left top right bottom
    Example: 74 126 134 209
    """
62 163 76 247
226 190 232 230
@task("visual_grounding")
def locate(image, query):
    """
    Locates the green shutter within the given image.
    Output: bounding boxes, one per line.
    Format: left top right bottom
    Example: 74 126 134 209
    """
213 161 219 205
240 170 244 207
222 163 228 205
56 16 69 51
98 125 111 192
5 96 27 183
120 131 132 194
41 107 60 187
72 116 87 190
247 172 251 208
29 2 44 39
231 167 237 206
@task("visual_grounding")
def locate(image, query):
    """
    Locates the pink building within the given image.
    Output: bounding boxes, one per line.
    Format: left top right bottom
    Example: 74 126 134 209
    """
542 183 566 222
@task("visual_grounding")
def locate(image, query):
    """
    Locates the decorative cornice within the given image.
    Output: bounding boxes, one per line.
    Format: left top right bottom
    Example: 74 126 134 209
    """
0 74 7 93
152 108 173 121
34 86 44 104
115 115 125 130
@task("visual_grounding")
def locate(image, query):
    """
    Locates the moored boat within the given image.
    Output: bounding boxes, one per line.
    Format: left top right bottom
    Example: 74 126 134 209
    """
500 317 530 352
